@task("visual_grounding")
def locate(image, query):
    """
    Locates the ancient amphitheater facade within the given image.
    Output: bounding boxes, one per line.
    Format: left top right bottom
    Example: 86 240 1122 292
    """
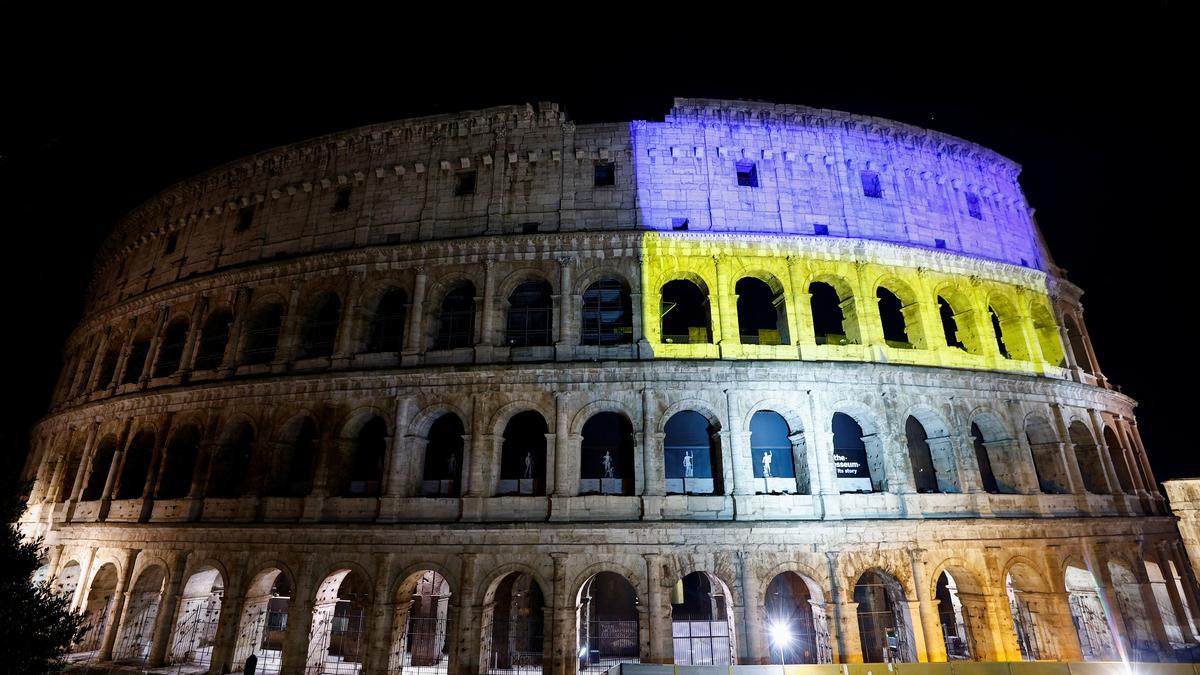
19 99 1200 674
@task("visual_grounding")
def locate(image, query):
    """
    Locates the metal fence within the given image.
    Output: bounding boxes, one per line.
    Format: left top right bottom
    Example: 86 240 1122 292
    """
579 620 639 673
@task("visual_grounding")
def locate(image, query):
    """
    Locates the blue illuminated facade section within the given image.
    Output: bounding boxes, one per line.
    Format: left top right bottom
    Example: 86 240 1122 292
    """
630 99 1046 271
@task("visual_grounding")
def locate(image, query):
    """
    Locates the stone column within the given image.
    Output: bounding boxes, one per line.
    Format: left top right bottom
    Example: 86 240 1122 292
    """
712 254 735 353
279 560 316 675
98 421 133 520
825 552 858 663
477 259 497 356
361 553 394 675
549 553 571 675
909 549 946 662
98 548 139 661
738 552 766 664
726 390 754 497
272 282 304 369
807 394 842 518
176 294 209 377
553 391 571 497
141 304 171 384
641 389 664 497
402 266 428 364
1152 541 1194 644
644 553 670 664
556 257 574 359
83 331 111 393
1088 408 1125 496
787 258 815 356
453 554 481 675
1049 403 1088 495
384 397 414 499
109 318 138 389
146 551 188 666
332 271 364 366
219 286 253 375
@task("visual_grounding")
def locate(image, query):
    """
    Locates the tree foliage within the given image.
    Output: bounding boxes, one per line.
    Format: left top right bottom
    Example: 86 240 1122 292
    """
0 481 87 673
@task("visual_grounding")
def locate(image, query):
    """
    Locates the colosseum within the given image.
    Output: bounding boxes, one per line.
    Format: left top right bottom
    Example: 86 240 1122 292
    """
17 98 1200 675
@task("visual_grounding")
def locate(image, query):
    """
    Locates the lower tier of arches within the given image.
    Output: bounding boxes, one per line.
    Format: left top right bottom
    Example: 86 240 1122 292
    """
34 517 1200 674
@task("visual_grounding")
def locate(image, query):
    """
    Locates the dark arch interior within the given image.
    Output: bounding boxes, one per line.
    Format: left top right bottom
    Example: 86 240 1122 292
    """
116 430 156 499
664 411 721 495
499 411 547 495
423 414 465 496
299 293 342 359
157 425 201 499
989 306 1010 358
208 423 254 498
660 279 711 344
749 411 796 492
195 310 233 370
435 283 476 350
854 570 908 663
580 412 635 495
764 572 825 664
578 572 639 668
243 303 284 365
736 277 788 345
970 422 1001 494
485 573 545 671
122 335 152 384
938 297 966 351
876 287 909 346
506 279 553 347
581 278 632 346
367 288 407 353
81 437 118 501
346 417 387 497
269 417 317 497
905 416 939 494
809 282 846 344
154 320 190 377
832 413 873 493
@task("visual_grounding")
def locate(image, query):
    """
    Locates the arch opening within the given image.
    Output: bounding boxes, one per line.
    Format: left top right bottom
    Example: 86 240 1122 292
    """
154 319 191 377
935 571 974 660
736 276 789 345
506 280 553 348
208 421 255 498
970 423 1002 494
81 436 118 502
122 333 152 384
232 569 291 674
116 430 156 500
195 309 233 370
809 282 849 345
344 417 386 497
389 570 452 675
833 413 882 493
1104 427 1135 494
750 411 804 494
671 571 737 665
366 288 407 353
938 296 968 352
1006 565 1048 661
434 283 476 350
660 279 711 344
1069 421 1108 495
1065 565 1118 661
989 307 1011 359
74 563 119 657
580 412 635 496
268 417 318 498
763 571 831 664
168 567 224 669
307 569 371 674
580 278 632 346
298 293 343 360
876 287 912 348
1065 315 1094 375
1026 416 1070 494
421 413 466 497
854 570 914 663
480 572 545 674
113 565 168 664
577 571 639 673
157 425 201 499
664 411 722 495
498 411 547 496
243 303 285 365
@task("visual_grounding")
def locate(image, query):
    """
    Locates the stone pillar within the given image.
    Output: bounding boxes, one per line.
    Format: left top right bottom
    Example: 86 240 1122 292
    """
83 331 111 393
1088 408 1125 496
556 257 574 356
549 553 571 675
787 258 816 355
825 552 857 663
1168 541 1200 636
1134 563 1177 660
98 548 139 661
362 553 394 675
97 421 133 520
738 552 766 664
279 561 315 675
1153 541 1195 644
146 551 188 666
272 282 304 369
726 390 754 497
1049 403 1087 495
141 304 171 384
176 294 209 378
219 286 253 375
402 266 428 363
384 397 414 499
477 259 497 354
644 553 671 664
553 392 571 497
712 254 735 353
453 554 481 675
909 549 946 662
630 290 645 357
807 394 842 518
641 389 663 497
65 422 100 520
332 271 364 366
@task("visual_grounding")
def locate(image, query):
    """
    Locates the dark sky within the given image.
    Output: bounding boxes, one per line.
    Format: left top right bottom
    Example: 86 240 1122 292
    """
1 14 1188 495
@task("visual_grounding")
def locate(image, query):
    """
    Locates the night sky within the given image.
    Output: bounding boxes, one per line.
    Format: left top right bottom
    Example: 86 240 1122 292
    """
1 16 1187 497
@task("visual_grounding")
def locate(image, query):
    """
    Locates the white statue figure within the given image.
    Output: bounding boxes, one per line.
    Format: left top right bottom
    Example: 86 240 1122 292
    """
762 450 772 479
683 450 694 478
523 451 533 479
602 450 614 478
446 453 457 478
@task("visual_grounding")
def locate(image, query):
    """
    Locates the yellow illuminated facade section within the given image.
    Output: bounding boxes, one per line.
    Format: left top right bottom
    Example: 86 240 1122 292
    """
640 232 1066 377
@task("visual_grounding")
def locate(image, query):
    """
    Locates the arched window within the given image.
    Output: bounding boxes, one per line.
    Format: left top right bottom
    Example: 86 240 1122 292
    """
243 303 284 365
1031 305 1065 367
580 412 634 495
95 342 121 390
1026 415 1069 494
298 293 342 359
577 572 640 670
580 278 632 346
664 411 721 495
122 335 152 384
764 572 831 664
81 436 118 501
989 307 1011 358
1065 315 1093 374
938 296 966 351
934 572 974 660
1069 421 1107 494
671 571 737 665
366 289 407 353
498 411 547 496
421 414 465 497
970 423 1001 494
506 280 553 347
115 430 155 500
434 283 475 350
735 277 788 345
660 280 711 344
833 413 882 493
207 422 254 498
153 319 190 377
481 572 546 673
749 411 799 494
854 570 915 663
876 287 911 347
1103 427 1135 493
194 310 232 371
268 417 317 497
346 417 386 497
906 416 939 493
309 569 371 670
809 282 847 345
157 425 201 499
